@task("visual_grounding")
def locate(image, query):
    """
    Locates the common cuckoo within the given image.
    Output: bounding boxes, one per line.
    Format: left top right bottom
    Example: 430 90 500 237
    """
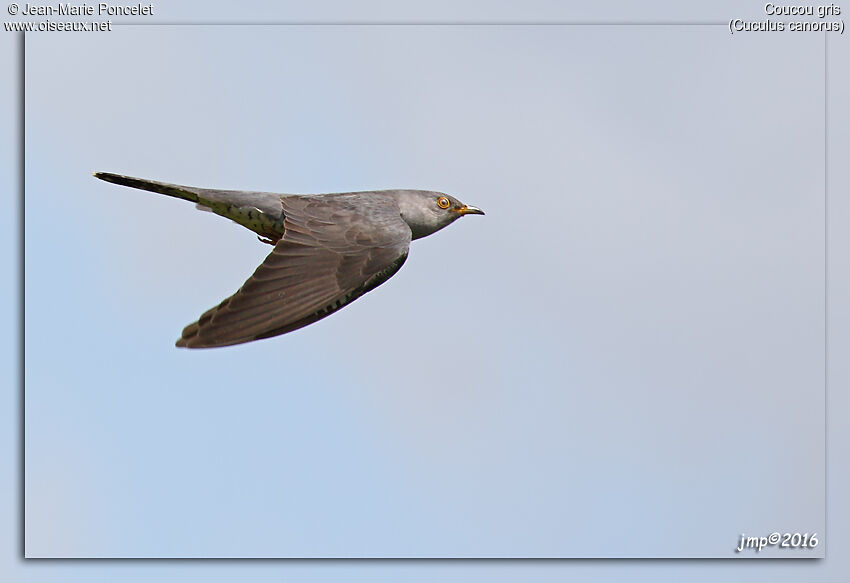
94 173 484 348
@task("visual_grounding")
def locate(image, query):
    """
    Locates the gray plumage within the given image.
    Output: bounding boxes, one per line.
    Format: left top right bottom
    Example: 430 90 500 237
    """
93 172 484 348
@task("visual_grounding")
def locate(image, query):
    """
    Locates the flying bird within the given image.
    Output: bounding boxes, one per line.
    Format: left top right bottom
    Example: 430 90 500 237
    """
93 173 484 348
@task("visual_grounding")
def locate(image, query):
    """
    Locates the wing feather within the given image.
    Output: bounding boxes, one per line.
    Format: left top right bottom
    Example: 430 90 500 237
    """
176 193 411 348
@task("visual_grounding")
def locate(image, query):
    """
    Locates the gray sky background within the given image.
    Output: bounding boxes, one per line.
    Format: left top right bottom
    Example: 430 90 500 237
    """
3 0 849 580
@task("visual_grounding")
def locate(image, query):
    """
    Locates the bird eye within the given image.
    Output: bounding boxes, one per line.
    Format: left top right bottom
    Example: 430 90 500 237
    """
437 196 450 209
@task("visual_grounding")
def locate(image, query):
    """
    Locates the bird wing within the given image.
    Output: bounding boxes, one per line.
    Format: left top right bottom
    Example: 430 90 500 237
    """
177 193 412 348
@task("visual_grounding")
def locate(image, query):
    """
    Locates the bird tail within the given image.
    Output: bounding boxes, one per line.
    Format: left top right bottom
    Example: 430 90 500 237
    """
92 172 202 204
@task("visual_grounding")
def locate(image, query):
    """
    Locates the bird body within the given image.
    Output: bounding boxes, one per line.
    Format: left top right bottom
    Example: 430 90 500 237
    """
94 173 483 348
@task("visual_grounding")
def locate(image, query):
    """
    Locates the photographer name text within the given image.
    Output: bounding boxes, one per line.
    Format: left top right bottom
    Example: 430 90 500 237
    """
18 2 152 16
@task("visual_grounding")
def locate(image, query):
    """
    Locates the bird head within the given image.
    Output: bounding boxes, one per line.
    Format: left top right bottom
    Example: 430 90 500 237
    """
391 190 484 240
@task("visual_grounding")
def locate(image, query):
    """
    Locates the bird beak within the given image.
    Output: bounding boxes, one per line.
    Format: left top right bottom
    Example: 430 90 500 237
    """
454 204 485 216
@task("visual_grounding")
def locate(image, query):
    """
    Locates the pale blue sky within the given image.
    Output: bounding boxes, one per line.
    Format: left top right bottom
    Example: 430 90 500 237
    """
4 0 849 580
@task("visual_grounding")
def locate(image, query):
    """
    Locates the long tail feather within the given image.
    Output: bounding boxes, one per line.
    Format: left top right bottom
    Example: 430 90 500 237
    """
93 172 201 204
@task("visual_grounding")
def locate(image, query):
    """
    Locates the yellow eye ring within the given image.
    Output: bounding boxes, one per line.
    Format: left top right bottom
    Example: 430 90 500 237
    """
436 196 450 209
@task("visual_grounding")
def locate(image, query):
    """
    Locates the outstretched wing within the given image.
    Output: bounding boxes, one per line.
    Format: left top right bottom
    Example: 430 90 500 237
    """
177 193 412 348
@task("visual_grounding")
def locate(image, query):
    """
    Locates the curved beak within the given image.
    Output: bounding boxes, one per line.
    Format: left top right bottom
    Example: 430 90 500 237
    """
455 204 485 216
